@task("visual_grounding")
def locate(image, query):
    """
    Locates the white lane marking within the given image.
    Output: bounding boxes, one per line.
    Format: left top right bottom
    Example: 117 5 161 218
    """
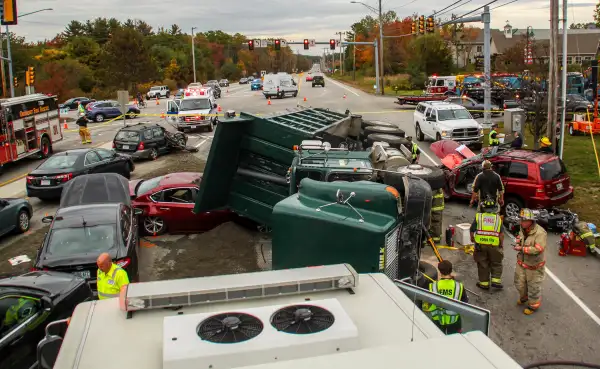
195 138 210 148
325 77 360 96
416 145 438 165
505 232 600 326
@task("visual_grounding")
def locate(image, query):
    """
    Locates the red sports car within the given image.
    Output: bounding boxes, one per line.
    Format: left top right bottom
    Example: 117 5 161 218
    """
129 172 233 235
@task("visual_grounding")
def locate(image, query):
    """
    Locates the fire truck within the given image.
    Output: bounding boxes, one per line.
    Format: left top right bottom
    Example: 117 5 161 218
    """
426 75 457 95
0 94 62 170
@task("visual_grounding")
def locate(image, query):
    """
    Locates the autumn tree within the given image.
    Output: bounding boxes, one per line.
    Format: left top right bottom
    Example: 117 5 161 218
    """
405 34 453 88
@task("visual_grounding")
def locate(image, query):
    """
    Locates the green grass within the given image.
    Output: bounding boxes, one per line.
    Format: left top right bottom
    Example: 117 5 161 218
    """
328 73 421 96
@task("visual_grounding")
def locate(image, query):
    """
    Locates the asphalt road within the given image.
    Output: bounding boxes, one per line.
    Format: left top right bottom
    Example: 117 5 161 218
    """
0 76 598 365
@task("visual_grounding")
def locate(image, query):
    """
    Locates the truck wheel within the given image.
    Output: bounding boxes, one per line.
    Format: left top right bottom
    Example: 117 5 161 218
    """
366 133 410 150
383 164 445 191
364 125 405 137
415 124 425 141
361 119 396 130
39 136 51 158
416 261 438 289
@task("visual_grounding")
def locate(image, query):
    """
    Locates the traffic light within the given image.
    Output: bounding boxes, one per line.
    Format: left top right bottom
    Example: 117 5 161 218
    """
411 21 416 35
329 39 335 50
13 77 17 87
25 71 30 86
27 66 35 85
303 39 309 50
248 40 254 51
274 39 281 51
426 17 435 33
419 15 425 35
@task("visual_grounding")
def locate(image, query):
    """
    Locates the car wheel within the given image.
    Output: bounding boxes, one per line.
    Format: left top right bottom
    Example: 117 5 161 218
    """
383 164 446 191
207 120 214 132
366 133 410 150
39 136 51 158
415 124 425 141
166 92 170 98
149 148 158 160
504 196 524 218
95 114 105 123
143 216 166 235
364 125 405 137
435 132 442 142
15 209 30 233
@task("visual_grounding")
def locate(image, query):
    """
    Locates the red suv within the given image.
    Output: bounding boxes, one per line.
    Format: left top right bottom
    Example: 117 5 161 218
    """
442 149 574 217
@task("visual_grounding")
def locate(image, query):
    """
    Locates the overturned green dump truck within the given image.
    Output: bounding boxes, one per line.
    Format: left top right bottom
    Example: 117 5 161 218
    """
194 108 435 282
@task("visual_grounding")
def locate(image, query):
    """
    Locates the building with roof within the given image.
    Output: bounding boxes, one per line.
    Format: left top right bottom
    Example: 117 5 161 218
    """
451 21 600 68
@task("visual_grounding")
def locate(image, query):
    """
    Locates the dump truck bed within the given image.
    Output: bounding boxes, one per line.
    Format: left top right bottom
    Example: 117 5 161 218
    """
193 108 359 226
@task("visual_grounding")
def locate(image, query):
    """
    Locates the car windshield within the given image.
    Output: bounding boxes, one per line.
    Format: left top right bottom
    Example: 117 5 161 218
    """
464 77 480 83
437 109 472 120
137 175 164 195
39 155 79 169
180 98 211 110
540 158 566 180
47 225 117 257
115 130 140 142
150 87 160 91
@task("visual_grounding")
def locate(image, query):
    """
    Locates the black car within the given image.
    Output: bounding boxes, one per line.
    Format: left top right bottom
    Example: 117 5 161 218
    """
0 271 93 369
205 82 222 98
312 74 325 87
59 97 95 110
34 173 141 293
444 96 502 117
113 123 172 161
26 148 135 200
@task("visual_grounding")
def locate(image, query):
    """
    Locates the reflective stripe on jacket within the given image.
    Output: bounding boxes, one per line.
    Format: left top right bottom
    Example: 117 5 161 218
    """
97 263 129 300
422 279 464 326
474 212 502 246
489 130 499 145
411 142 419 159
432 189 444 212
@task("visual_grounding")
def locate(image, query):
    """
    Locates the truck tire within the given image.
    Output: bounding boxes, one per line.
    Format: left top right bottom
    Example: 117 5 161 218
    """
361 120 396 130
364 125 405 137
383 164 445 191
366 134 410 150
416 261 438 289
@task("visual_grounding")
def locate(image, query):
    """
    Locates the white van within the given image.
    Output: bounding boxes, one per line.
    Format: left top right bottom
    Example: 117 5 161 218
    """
263 73 298 99
413 101 483 149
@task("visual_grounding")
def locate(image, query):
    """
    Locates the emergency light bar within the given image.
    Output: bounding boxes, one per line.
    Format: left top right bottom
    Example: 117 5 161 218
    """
120 264 358 315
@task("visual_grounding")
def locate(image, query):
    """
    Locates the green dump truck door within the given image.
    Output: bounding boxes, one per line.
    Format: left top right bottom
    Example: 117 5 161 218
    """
194 109 352 226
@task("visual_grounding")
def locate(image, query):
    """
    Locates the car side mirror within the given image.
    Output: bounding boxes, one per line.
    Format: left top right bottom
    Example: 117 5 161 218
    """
41 295 53 311
133 208 144 216
42 216 54 224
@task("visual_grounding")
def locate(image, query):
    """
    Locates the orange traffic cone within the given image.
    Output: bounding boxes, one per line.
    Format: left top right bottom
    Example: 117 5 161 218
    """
155 96 159 105
218 105 222 112
160 112 165 119
303 97 307 102
267 98 271 105
63 120 68 129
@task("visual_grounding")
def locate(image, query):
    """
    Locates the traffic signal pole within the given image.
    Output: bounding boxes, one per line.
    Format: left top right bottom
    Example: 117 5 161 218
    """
6 26 14 97
342 40 379 94
441 6 492 127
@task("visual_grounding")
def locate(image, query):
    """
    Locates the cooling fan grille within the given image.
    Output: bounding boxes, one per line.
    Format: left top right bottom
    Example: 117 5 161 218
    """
197 312 264 343
271 305 335 334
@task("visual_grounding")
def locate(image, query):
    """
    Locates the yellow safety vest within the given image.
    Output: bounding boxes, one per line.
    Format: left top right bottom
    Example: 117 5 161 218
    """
422 279 464 326
97 263 129 300
474 212 502 246
489 130 500 146
411 142 419 160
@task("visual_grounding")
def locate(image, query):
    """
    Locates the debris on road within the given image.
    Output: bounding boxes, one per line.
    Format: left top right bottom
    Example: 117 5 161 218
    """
0 226 49 277
139 151 206 178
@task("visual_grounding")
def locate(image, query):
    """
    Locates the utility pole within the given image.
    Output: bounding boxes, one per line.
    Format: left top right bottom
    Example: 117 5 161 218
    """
547 0 559 141
559 0 568 158
353 33 356 81
191 27 197 83
335 32 346 75
378 0 384 95
0 31 6 97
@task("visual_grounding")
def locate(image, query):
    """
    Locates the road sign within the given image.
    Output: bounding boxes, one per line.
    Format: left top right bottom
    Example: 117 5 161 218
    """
261 70 266 77
309 39 316 47
253 39 261 48
280 40 287 47
260 39 268 48
117 90 129 115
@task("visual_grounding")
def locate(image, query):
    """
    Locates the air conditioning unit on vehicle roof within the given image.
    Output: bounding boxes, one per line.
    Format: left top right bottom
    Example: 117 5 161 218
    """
162 298 360 369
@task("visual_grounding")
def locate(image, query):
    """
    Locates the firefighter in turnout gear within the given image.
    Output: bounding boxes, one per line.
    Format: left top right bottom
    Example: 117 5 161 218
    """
470 197 505 290
407 136 420 164
488 123 500 146
422 260 469 335
429 188 444 243
76 102 92 144
471 160 504 213
514 209 547 315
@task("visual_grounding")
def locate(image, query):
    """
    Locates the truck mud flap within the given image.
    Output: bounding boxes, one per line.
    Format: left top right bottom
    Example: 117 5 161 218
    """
397 177 432 280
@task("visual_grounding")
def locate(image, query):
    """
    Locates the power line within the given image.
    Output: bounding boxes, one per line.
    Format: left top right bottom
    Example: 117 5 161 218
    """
490 0 519 10
428 0 466 17
454 0 499 20
434 0 473 18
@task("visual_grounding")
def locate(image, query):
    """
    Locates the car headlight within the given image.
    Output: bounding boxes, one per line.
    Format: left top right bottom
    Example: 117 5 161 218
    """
441 130 450 137
479 128 484 135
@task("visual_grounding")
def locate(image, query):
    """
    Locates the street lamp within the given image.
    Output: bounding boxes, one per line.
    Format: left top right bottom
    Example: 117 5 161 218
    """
4 8 53 97
191 27 197 83
351 1 384 95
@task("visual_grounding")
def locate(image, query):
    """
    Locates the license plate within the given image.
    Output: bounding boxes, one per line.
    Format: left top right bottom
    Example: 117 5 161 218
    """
190 125 196 129
122 145 129 149
73 270 91 279
557 182 563 190
40 180 50 186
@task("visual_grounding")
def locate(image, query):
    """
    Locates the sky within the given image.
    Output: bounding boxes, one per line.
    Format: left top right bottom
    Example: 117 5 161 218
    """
10 0 598 56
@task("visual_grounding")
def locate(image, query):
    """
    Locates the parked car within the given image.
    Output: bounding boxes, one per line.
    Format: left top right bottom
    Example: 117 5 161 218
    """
0 271 93 369
250 79 263 90
129 172 233 235
437 144 574 218
444 96 502 118
113 123 173 160
59 97 95 110
146 85 170 100
26 148 135 200
33 173 141 292
0 197 32 237
219 79 229 87
239 77 248 84
85 100 140 123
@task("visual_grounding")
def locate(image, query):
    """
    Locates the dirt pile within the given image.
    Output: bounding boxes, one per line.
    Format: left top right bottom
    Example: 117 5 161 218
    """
151 221 264 280
142 152 206 179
